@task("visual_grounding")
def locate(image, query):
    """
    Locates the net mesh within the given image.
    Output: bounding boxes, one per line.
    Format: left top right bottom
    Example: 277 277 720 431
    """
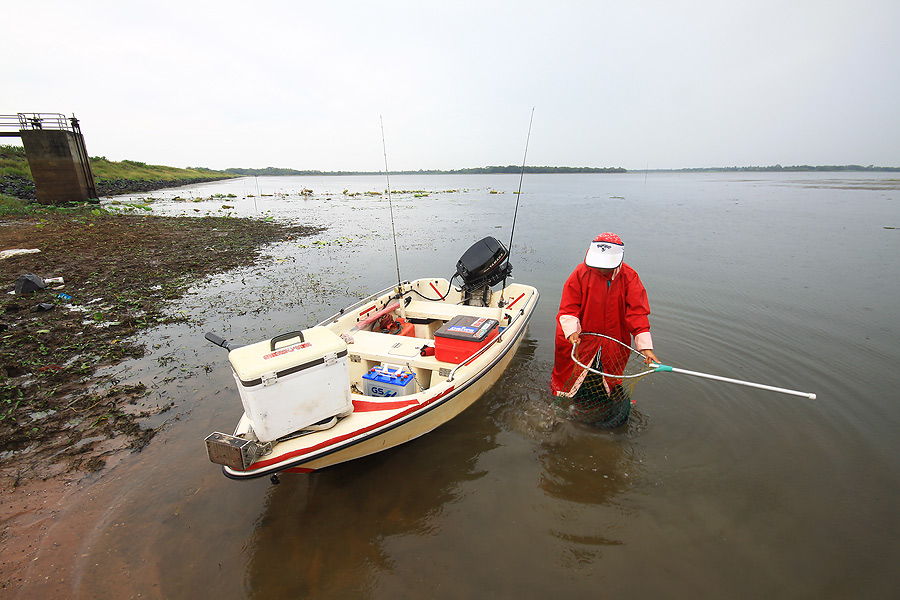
555 335 649 429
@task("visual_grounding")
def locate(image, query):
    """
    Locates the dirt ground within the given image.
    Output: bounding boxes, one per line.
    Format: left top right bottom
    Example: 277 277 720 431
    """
0 209 320 482
0 208 323 593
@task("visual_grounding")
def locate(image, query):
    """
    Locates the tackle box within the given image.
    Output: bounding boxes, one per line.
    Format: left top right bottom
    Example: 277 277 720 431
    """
434 315 499 364
362 364 416 397
227 327 352 443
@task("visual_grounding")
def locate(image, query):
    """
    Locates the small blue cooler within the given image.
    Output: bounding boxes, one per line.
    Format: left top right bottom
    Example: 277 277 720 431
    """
362 365 415 397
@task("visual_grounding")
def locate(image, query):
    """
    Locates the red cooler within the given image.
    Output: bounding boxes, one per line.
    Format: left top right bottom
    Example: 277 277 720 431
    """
434 315 499 364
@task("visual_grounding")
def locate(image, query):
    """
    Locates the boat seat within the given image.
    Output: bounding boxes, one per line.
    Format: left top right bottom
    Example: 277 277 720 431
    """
347 330 453 371
403 300 505 321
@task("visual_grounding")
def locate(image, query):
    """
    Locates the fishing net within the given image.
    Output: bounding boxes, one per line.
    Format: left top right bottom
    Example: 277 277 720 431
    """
555 332 651 429
552 333 817 426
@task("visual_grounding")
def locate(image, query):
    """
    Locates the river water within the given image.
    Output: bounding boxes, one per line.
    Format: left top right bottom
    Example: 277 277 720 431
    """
24 173 900 598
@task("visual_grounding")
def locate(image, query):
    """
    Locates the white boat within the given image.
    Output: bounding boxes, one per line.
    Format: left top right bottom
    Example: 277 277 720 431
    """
204 237 539 481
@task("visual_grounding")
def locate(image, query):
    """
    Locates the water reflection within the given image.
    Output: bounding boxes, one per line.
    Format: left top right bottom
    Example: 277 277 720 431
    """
536 420 647 507
244 400 501 598
488 336 650 569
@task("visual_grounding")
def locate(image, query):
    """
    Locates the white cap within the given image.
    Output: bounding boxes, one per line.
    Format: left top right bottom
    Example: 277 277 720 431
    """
584 232 624 269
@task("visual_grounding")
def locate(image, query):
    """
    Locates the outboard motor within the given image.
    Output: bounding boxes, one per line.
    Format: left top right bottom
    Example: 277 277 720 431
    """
455 236 512 306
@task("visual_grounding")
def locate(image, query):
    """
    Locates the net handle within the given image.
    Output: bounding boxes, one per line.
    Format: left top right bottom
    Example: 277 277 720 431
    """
569 332 655 379
650 364 817 399
573 332 818 399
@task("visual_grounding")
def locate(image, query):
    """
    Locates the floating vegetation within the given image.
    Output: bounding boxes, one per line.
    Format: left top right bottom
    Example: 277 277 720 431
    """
339 188 460 198
104 198 155 212
296 236 353 248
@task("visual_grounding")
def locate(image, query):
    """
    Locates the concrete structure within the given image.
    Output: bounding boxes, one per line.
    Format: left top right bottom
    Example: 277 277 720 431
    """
1 113 98 205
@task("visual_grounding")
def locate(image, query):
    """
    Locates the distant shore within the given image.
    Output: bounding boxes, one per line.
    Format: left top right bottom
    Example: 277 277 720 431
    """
3 140 899 206
223 164 900 176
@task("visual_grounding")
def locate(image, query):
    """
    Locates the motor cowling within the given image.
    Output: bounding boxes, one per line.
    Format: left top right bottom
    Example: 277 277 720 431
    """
456 236 512 305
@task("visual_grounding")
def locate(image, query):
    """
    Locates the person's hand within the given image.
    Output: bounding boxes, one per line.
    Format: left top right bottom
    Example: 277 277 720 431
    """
567 332 580 346
641 349 660 365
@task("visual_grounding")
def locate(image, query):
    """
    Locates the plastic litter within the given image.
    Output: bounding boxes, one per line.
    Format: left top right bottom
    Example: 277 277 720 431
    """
0 249 41 260
14 273 47 294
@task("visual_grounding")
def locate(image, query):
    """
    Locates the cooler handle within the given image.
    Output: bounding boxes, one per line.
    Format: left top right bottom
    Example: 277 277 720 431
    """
270 330 305 351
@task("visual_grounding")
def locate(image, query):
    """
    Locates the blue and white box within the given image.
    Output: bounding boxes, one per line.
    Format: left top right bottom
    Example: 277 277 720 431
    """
362 365 415 397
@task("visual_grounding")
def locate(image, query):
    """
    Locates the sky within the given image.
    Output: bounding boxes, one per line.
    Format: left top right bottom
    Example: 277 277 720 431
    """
4 0 899 171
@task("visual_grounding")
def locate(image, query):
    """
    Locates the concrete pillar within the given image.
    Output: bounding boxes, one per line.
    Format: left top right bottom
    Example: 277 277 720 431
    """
20 129 97 205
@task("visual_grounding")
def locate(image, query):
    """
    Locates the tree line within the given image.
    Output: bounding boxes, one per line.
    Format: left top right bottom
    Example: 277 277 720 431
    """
224 165 626 176
647 164 900 173
225 164 900 176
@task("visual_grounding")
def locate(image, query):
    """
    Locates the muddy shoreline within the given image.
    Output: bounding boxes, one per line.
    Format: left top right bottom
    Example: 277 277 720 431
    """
0 209 320 477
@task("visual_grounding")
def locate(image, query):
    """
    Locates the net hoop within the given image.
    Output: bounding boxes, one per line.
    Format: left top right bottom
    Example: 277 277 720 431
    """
570 332 655 380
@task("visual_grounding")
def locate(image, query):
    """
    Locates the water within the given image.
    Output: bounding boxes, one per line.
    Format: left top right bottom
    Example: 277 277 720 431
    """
24 173 900 598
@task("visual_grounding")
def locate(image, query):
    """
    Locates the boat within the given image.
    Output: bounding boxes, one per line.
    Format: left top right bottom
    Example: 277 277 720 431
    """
204 236 539 481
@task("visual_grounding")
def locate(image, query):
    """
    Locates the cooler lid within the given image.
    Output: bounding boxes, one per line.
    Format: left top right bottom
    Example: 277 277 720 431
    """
228 326 347 385
434 315 499 342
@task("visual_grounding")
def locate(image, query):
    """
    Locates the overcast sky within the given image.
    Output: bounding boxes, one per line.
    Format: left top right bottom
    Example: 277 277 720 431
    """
5 0 899 171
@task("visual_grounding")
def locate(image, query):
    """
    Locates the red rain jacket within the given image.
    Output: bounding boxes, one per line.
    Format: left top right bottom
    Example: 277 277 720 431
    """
550 262 651 394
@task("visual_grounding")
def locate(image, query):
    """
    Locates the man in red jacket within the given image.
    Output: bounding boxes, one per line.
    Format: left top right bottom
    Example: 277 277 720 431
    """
550 233 660 404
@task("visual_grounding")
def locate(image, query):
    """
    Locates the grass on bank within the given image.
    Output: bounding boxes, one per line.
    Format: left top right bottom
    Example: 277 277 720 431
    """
90 157 235 181
0 144 236 183
0 193 30 215
0 145 30 180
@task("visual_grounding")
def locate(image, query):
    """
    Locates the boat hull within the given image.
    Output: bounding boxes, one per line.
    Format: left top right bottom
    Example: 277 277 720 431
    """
214 278 538 479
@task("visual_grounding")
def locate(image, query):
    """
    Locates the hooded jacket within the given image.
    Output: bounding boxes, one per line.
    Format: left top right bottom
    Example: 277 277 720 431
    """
550 262 652 395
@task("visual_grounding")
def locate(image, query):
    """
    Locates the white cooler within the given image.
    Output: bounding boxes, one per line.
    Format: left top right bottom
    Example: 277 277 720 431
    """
227 327 352 443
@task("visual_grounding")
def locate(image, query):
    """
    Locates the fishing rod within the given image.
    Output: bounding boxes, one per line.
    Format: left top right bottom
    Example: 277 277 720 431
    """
380 116 403 295
500 107 535 306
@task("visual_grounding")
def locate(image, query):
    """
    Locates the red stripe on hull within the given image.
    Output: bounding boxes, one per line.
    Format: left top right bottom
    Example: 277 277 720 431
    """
248 386 456 471
352 398 420 412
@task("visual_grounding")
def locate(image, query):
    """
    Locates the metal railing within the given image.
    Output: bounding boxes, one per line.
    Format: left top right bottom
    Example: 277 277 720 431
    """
0 113 83 134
